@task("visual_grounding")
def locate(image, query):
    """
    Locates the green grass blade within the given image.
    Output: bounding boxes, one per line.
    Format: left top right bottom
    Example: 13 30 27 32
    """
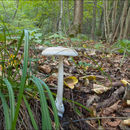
30 77 52 130
23 95 38 130
51 92 91 113
12 30 29 130
0 91 10 130
14 31 25 59
38 78 59 130
3 78 15 124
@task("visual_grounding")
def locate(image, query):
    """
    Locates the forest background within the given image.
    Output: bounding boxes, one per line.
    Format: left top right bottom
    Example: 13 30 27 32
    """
0 0 130 44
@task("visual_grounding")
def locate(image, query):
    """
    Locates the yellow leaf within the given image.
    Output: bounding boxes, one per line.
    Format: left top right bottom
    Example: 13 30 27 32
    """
64 76 78 89
92 84 110 94
127 100 130 106
121 79 129 86
83 44 87 48
122 119 130 126
87 75 96 80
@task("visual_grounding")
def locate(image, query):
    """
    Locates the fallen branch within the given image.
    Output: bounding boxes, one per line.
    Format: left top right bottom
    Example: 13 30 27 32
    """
96 86 125 110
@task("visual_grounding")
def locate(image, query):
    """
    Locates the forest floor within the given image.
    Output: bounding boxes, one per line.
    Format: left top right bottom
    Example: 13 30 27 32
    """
0 39 129 130
33 39 130 130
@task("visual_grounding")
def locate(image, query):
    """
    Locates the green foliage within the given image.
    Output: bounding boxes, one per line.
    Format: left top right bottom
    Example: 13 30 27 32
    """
48 33 66 39
0 30 60 130
29 28 42 44
77 34 88 41
114 40 130 54
94 43 104 49
71 37 82 42
78 61 92 68
23 96 38 130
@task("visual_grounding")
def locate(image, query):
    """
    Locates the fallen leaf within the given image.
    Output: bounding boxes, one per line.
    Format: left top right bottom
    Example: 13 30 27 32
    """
107 119 121 127
46 75 57 86
126 100 130 106
39 65 51 73
121 79 129 86
64 76 78 89
101 100 121 116
122 119 130 126
87 75 96 80
83 44 87 48
92 84 110 94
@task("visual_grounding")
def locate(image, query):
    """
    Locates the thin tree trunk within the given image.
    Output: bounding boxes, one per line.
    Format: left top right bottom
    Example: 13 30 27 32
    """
58 0 63 33
12 0 19 20
98 8 103 34
103 0 108 41
119 0 128 39
91 0 97 40
112 1 125 42
111 0 118 34
67 0 71 29
123 7 130 39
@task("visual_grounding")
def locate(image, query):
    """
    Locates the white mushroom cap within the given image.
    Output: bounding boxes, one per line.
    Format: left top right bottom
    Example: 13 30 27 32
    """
42 46 78 56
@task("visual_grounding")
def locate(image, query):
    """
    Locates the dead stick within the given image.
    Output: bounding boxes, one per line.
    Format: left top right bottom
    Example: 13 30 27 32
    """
96 86 125 110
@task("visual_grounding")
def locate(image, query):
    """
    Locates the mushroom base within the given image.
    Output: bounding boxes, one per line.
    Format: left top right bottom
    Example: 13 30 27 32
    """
55 98 65 117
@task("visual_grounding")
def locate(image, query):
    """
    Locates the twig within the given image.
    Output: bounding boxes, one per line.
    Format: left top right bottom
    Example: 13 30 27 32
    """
62 116 128 126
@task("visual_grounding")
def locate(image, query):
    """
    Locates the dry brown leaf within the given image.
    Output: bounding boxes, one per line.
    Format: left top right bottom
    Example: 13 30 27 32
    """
107 119 121 127
39 65 51 73
101 100 121 116
46 75 57 86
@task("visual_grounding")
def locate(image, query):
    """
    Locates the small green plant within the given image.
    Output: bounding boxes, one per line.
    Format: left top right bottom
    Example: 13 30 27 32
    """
29 28 42 44
94 43 104 50
113 40 130 66
0 30 60 130
113 39 130 54
48 32 66 39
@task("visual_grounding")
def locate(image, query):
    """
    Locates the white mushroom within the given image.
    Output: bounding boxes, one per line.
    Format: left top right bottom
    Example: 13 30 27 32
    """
42 46 78 117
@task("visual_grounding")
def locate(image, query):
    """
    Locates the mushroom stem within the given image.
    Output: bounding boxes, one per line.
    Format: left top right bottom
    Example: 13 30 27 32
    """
55 56 64 117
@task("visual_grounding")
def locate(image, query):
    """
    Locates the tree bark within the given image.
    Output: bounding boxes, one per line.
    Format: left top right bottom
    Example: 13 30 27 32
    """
58 0 63 33
91 0 97 40
103 0 109 41
67 0 71 29
119 0 128 39
123 7 130 39
111 0 118 35
68 0 83 37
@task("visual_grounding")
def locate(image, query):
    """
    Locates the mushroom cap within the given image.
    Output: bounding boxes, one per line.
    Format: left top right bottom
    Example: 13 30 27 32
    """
42 46 78 56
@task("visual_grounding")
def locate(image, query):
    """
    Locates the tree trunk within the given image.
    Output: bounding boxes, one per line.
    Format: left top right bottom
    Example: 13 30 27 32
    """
68 0 83 37
119 0 129 39
111 0 118 35
67 0 71 29
12 0 19 20
91 0 97 40
103 0 110 42
123 7 130 39
98 8 103 35
112 1 124 42
58 0 63 33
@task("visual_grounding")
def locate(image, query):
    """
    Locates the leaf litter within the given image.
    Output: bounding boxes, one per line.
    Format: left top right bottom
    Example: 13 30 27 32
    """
33 42 130 130
1 39 129 129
